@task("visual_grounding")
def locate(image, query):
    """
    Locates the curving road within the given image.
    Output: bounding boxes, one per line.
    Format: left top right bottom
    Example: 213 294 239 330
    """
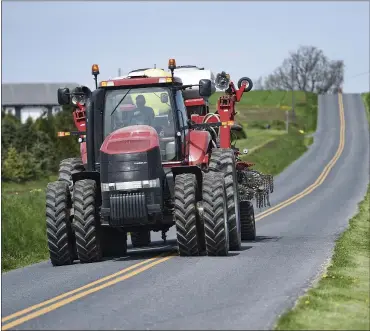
2 93 369 330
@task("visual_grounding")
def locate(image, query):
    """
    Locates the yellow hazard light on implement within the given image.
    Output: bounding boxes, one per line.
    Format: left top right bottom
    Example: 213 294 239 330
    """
166 77 172 82
57 132 71 137
92 64 100 75
221 121 234 126
101 81 107 87
168 58 176 70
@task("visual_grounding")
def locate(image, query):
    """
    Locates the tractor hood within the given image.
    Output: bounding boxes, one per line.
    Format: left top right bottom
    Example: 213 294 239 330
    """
100 125 160 155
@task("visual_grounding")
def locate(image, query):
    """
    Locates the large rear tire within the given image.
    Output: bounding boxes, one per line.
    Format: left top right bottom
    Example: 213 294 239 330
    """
203 171 229 256
131 231 151 248
209 149 242 251
240 200 256 241
174 173 202 256
46 181 76 266
73 179 103 263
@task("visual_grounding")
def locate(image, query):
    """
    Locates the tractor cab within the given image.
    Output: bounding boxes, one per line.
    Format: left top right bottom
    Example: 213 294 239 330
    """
102 83 182 162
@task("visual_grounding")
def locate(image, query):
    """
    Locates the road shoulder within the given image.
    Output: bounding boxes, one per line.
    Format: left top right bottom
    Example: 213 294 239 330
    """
274 184 370 330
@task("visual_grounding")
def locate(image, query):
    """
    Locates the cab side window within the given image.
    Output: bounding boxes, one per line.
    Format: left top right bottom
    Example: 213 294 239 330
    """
175 91 189 135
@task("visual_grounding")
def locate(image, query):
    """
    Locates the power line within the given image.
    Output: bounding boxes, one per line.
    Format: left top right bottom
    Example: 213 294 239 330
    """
347 71 370 80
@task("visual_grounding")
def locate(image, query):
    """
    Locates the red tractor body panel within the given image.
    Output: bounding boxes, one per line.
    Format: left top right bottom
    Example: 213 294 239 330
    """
185 98 205 107
80 142 87 164
100 125 160 155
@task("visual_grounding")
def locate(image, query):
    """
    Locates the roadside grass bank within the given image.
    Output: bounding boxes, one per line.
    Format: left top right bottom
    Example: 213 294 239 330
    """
275 184 370 330
2 91 318 272
1 176 57 272
239 128 311 176
2 187 48 272
362 92 370 125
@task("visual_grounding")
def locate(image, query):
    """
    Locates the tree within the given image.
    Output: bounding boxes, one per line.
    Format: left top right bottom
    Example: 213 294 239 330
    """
253 77 264 90
1 113 21 153
1 147 38 182
263 45 344 94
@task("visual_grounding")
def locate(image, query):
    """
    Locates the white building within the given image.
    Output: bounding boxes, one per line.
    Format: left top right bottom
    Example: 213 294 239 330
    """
2 82 80 123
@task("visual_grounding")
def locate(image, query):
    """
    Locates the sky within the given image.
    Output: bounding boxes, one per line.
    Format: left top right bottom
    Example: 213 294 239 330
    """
2 1 369 93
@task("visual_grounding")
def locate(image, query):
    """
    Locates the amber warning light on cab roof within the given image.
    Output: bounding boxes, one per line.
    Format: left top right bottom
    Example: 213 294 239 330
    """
168 59 176 70
92 64 100 75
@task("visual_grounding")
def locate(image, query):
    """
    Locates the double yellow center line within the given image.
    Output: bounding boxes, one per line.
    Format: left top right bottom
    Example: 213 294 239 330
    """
255 93 345 221
2 94 346 330
1 253 175 330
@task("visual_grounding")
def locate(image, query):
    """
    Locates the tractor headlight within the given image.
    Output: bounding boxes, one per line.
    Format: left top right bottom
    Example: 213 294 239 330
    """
101 179 160 192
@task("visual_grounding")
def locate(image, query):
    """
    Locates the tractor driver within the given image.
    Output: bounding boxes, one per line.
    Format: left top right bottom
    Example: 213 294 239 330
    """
129 95 155 126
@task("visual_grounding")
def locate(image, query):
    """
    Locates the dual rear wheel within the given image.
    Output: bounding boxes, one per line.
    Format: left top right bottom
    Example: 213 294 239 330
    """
173 148 257 257
46 179 128 266
174 171 229 257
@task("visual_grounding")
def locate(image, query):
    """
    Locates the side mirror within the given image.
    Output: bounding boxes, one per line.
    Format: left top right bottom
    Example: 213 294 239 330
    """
160 93 169 104
57 88 71 105
199 79 212 97
243 149 249 155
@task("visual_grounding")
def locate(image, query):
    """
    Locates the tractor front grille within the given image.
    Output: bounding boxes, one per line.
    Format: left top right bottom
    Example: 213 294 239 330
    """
109 192 147 226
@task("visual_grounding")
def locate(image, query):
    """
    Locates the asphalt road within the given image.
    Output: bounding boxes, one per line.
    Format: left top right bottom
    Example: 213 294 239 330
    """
2 93 369 330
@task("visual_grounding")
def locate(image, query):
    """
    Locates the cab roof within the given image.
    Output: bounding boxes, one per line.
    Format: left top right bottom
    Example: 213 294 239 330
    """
99 76 183 88
99 68 183 88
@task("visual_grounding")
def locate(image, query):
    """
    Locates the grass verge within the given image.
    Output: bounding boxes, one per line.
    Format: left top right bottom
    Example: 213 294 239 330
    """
362 92 370 125
275 184 370 330
2 188 49 272
1 176 57 272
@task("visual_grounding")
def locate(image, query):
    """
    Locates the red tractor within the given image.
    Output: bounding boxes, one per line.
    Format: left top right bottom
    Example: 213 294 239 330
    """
47 60 273 266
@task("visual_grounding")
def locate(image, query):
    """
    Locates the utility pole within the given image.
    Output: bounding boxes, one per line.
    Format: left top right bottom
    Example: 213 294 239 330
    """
285 110 289 133
118 68 122 76
291 64 296 121
154 64 156 69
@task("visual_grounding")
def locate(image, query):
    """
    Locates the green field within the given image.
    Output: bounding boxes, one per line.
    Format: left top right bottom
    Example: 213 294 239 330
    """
275 185 370 330
1 90 318 272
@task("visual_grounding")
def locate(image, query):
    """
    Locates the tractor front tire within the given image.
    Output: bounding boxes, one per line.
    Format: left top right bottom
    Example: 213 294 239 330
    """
73 179 103 263
58 157 85 196
46 181 76 266
131 231 151 248
202 171 229 256
240 200 256 241
174 173 202 256
209 149 242 251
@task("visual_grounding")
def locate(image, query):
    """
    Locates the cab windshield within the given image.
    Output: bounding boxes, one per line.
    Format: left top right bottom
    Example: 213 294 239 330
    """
104 86 177 160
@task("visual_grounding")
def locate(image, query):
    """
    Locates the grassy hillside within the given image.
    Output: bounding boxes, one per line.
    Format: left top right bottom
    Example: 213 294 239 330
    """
209 90 317 133
209 90 318 175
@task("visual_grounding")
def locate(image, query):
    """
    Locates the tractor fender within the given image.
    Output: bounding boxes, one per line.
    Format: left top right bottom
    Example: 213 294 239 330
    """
72 171 102 206
187 131 212 166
